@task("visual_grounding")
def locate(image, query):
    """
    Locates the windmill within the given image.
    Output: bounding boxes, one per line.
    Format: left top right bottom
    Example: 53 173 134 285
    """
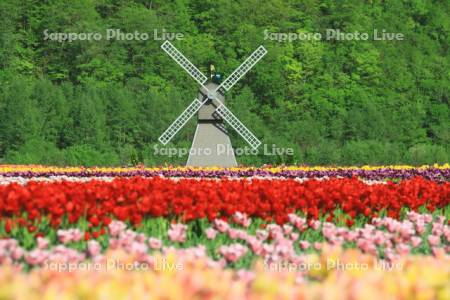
159 41 267 167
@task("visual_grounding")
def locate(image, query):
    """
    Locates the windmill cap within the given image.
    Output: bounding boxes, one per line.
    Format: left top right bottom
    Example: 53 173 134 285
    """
212 73 222 84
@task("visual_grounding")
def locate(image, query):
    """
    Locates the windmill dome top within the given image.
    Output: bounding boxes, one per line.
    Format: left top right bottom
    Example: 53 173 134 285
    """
212 73 222 84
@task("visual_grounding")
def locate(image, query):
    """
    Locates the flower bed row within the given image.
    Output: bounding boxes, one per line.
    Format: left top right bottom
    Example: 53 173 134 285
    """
1 212 448 270
0 212 448 300
0 164 449 181
0 177 448 228
1 248 448 300
0 165 448 299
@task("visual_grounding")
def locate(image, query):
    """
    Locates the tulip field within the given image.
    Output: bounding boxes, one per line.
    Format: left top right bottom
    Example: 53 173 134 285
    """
0 164 449 299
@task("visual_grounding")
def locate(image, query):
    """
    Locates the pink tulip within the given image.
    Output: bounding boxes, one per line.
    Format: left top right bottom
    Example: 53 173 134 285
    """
71 229 83 242
262 244 274 256
219 244 248 263
313 242 322 251
406 211 419 223
237 269 255 283
343 231 357 242
267 225 283 241
396 243 410 256
129 241 148 257
109 238 120 249
87 240 101 257
299 241 310 250
205 228 218 240
311 220 321 231
385 250 396 262
148 238 163 249
423 214 433 223
136 233 147 243
192 245 206 258
415 222 426 235
444 228 450 243
356 238 376 254
427 235 440 246
57 229 83 244
37 237 50 249
237 230 249 240
108 220 127 237
372 218 383 227
274 241 294 259
373 232 386 246
283 225 293 235
411 237 422 247
431 223 443 236
322 226 336 240
242 218 251 228
386 220 398 233
247 237 263 255
256 230 268 241
228 228 240 240
214 219 230 233
57 230 71 244
289 232 299 241
233 212 252 228
168 223 187 243
431 247 445 257
25 249 48 266
11 247 24 260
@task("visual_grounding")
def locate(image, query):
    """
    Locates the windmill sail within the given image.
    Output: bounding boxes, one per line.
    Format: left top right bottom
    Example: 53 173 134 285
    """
161 41 208 86
216 46 267 93
215 104 261 149
158 98 203 145
159 41 266 150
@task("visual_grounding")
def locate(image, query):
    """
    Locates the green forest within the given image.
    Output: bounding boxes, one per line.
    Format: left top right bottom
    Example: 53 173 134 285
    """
0 0 448 166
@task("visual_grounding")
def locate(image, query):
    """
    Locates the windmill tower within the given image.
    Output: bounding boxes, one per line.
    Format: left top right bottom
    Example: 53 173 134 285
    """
159 41 267 167
187 81 235 166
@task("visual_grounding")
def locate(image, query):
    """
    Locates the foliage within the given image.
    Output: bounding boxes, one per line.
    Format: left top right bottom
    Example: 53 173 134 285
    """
0 0 448 166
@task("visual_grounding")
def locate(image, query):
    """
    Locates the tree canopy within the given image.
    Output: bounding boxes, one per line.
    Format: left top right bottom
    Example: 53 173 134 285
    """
0 0 448 166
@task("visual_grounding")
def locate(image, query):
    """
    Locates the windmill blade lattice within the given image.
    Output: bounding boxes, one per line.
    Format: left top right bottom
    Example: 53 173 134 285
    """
158 98 203 145
161 41 208 86
158 40 266 152
215 104 261 150
216 46 267 93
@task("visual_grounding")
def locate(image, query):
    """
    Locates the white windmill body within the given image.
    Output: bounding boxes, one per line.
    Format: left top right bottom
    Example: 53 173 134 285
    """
159 41 267 167
186 82 237 166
